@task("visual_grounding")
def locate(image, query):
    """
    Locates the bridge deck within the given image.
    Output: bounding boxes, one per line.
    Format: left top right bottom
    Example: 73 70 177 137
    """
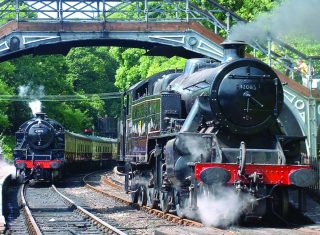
0 21 224 41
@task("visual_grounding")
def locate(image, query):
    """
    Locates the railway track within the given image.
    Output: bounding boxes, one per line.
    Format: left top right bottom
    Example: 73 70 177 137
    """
6 181 125 234
89 174 205 227
57 171 221 234
91 169 320 235
3 170 320 234
80 171 234 234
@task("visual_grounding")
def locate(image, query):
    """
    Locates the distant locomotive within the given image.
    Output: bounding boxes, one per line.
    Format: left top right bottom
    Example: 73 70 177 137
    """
121 41 318 221
14 113 117 182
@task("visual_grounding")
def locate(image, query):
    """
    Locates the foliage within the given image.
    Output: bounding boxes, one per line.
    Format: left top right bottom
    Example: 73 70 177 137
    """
1 135 15 161
3 55 73 133
285 38 320 75
48 102 92 132
66 47 118 93
111 47 186 90
0 1 37 25
0 79 13 130
66 47 121 117
11 55 70 94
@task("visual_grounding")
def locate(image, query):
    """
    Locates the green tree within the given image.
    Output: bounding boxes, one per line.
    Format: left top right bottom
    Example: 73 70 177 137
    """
66 47 121 117
5 55 74 132
0 79 13 130
111 47 186 91
0 61 15 133
48 102 92 132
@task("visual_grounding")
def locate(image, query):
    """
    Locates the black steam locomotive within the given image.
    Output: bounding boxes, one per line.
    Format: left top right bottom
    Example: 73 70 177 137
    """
14 113 117 182
121 41 318 221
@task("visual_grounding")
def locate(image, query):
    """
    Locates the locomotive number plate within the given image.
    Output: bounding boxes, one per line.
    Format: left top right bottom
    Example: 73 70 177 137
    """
237 83 257 91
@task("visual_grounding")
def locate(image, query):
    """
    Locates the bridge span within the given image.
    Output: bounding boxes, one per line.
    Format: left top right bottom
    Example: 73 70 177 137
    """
0 21 224 61
0 0 319 191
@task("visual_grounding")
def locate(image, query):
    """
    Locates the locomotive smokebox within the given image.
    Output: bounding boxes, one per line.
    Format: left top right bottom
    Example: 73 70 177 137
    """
221 41 246 62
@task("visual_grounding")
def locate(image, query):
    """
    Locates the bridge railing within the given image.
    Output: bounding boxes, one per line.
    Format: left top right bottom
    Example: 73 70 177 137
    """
0 0 194 22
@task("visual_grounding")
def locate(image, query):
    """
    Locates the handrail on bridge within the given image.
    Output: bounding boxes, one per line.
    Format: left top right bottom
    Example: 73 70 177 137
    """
0 0 318 88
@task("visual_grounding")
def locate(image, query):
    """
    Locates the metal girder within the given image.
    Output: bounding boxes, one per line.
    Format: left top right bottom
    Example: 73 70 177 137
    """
0 27 223 60
0 0 193 22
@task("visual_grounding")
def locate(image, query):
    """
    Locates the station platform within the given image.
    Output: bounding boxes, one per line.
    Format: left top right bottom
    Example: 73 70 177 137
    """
0 165 14 234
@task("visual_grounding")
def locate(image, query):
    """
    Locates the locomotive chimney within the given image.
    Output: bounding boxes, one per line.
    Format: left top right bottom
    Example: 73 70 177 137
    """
221 41 246 63
35 112 46 119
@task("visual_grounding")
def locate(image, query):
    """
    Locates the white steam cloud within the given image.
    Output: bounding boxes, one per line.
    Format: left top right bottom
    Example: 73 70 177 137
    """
28 100 42 116
229 0 320 43
197 186 253 227
184 136 209 161
18 84 44 116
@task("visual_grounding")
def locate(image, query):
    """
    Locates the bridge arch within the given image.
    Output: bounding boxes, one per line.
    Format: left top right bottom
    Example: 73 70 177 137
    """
0 21 224 62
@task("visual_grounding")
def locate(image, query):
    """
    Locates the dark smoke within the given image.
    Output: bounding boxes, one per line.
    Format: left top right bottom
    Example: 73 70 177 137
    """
229 0 320 43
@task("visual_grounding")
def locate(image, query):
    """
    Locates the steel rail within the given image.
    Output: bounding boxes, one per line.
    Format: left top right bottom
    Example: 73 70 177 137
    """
51 184 126 235
20 183 42 235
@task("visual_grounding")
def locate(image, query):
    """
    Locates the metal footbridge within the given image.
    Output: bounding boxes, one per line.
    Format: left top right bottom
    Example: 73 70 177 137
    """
0 0 319 188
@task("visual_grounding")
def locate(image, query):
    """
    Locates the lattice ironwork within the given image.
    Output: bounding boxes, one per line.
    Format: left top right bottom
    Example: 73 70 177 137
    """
0 0 192 22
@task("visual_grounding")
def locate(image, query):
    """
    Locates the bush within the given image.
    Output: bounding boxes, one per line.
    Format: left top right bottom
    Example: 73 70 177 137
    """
1 135 15 163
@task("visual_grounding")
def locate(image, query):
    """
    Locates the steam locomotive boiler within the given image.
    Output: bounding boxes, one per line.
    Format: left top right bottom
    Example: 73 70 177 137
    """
122 41 318 221
14 113 118 182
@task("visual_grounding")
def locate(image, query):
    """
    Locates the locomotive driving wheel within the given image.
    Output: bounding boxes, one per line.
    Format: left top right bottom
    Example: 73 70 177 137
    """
174 189 189 217
138 185 147 206
147 188 158 208
129 176 139 203
160 190 173 213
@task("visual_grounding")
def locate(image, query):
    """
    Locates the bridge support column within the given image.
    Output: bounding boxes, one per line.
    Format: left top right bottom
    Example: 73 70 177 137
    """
15 0 19 21
186 0 190 22
307 97 318 161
